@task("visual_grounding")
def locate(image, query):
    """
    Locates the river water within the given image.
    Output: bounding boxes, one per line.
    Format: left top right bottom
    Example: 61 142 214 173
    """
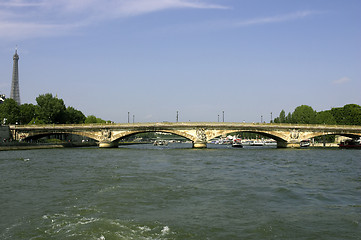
1 144 360 240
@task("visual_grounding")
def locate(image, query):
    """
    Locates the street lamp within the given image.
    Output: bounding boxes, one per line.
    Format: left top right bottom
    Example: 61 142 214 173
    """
128 112 130 123
222 111 224 122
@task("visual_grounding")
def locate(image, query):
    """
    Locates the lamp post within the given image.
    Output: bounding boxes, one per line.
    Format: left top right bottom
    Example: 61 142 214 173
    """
128 112 130 123
222 111 224 122
218 115 219 122
176 111 179 123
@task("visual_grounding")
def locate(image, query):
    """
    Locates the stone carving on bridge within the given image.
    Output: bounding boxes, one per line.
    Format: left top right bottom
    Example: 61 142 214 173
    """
290 129 300 140
196 128 207 142
101 129 112 140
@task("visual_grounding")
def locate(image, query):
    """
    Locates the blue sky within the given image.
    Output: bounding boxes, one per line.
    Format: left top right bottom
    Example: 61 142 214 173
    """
0 0 360 123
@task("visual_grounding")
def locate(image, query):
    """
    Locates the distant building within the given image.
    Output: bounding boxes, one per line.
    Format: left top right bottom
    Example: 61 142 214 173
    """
0 94 5 104
10 49 20 105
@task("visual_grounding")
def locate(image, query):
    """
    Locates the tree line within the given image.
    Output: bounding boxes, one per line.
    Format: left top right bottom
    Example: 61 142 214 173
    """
273 104 361 125
2 94 360 126
0 93 109 125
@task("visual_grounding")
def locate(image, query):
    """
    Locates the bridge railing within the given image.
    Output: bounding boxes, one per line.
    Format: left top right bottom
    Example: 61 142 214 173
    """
8 122 361 130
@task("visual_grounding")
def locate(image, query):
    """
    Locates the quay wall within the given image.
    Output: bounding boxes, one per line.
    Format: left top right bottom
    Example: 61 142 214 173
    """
0 126 11 141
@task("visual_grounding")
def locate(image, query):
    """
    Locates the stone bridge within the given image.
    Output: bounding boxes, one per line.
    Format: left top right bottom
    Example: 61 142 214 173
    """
9 122 361 148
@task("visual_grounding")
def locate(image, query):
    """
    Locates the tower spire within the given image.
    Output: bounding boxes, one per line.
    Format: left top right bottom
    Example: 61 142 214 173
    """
10 48 20 105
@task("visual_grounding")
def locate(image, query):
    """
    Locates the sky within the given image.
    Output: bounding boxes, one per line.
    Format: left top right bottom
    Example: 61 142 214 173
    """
0 0 360 123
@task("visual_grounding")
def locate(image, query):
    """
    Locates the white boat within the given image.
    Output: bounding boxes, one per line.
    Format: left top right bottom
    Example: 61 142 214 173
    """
264 140 277 146
153 140 168 146
300 140 310 148
242 140 264 146
232 139 243 148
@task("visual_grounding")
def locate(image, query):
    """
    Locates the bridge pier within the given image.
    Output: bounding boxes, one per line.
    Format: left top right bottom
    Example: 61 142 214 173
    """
192 141 207 148
277 141 301 148
98 141 118 148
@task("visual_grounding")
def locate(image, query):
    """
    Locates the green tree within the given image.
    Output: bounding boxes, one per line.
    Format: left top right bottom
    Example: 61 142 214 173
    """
85 115 107 124
342 104 361 125
315 111 336 125
65 106 86 124
331 104 361 125
273 110 286 123
285 112 292 123
36 93 66 124
330 107 344 124
19 103 36 124
291 105 316 124
29 117 46 125
279 110 286 123
0 99 20 124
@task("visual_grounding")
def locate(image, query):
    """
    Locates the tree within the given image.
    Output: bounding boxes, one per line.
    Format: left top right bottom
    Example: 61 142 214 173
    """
36 93 66 124
279 110 286 123
291 105 316 124
19 103 36 124
331 104 361 125
342 104 361 125
273 110 286 123
29 117 46 125
315 111 336 125
65 106 86 124
85 115 107 124
0 99 20 124
285 112 292 123
330 107 344 125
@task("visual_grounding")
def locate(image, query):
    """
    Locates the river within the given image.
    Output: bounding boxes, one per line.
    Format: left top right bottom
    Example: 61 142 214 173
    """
1 144 360 239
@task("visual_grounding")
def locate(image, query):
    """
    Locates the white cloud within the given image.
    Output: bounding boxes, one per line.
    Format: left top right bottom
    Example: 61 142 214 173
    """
333 77 351 85
0 0 228 40
235 10 322 27
0 0 43 7
155 10 323 35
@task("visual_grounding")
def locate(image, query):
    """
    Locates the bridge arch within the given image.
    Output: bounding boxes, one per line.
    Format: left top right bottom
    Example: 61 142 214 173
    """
20 131 99 142
112 129 195 143
304 132 361 140
207 129 288 144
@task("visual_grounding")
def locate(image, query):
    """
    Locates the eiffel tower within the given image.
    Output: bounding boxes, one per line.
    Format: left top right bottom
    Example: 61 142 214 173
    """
10 48 20 105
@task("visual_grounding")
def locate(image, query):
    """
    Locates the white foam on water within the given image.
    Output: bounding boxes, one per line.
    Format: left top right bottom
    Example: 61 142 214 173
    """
97 235 105 240
161 226 170 235
2 207 176 240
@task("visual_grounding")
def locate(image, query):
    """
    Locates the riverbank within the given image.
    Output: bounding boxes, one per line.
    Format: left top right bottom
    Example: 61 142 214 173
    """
0 142 153 151
0 142 97 151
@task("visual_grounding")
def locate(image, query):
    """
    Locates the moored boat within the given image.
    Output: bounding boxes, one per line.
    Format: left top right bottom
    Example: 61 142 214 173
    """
300 139 310 148
153 140 168 146
339 139 361 149
232 139 243 148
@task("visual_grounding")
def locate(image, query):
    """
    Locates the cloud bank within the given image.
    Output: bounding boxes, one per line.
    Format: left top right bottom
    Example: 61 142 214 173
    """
0 0 227 40
0 1 321 40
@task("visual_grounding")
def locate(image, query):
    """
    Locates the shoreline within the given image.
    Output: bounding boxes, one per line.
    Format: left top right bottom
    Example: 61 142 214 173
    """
0 142 97 151
0 142 152 151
